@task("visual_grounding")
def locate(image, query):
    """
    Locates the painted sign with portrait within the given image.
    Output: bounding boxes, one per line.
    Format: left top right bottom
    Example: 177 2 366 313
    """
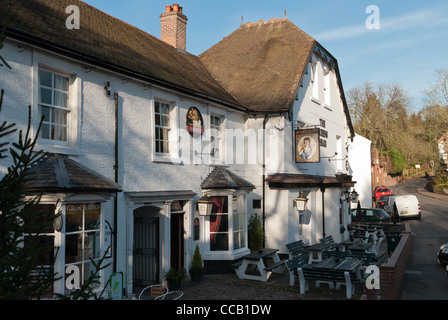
186 107 204 136
295 128 320 163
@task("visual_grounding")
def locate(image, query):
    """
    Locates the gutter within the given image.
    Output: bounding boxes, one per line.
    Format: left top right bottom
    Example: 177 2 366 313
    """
3 27 250 113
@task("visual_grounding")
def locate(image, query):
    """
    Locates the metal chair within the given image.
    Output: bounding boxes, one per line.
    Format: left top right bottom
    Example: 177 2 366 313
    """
138 285 169 300
138 284 183 300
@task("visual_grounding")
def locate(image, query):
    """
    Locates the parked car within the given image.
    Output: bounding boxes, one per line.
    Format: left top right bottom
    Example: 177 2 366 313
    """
437 242 448 266
375 194 394 209
374 186 392 201
351 207 392 223
384 194 421 220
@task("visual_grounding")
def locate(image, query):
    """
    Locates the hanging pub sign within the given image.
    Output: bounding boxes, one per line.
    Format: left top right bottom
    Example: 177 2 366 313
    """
295 128 320 163
186 107 204 136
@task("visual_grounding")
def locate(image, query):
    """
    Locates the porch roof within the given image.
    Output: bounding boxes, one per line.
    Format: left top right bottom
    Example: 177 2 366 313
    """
201 167 255 191
124 190 197 203
25 153 121 193
266 173 355 189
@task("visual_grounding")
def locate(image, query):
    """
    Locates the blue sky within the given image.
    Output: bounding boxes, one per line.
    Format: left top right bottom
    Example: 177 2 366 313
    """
83 0 448 112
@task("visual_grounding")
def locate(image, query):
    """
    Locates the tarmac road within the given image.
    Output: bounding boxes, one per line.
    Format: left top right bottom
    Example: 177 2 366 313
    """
392 177 448 300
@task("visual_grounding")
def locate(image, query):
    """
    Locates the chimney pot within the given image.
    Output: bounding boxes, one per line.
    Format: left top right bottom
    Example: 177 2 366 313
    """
165 5 172 13
173 4 179 12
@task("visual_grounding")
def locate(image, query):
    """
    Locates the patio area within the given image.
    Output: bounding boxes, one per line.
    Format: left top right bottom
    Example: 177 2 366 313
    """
180 269 365 300
180 224 395 300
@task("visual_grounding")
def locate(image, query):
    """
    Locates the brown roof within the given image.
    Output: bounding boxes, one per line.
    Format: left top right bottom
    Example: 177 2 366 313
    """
201 167 255 190
0 0 243 110
199 18 315 113
1 0 354 135
25 153 121 193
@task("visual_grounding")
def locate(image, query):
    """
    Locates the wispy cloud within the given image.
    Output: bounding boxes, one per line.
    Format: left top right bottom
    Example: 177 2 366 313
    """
314 6 448 42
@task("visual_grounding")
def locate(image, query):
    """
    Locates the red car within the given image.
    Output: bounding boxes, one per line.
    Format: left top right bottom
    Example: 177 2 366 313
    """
374 186 392 200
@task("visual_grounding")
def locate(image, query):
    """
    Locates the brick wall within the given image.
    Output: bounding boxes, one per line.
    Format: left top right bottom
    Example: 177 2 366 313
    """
379 223 412 300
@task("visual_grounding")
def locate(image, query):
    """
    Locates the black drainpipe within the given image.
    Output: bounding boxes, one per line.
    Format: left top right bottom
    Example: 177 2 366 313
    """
262 115 268 248
113 92 119 273
321 186 326 238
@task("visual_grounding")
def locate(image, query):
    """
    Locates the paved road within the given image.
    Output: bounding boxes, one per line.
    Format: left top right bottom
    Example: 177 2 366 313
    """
391 177 448 299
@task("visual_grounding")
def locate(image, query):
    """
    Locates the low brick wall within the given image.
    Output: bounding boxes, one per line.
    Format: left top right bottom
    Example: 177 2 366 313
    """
379 223 412 300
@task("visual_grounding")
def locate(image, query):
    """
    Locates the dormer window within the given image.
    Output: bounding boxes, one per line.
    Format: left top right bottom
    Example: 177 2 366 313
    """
310 61 320 103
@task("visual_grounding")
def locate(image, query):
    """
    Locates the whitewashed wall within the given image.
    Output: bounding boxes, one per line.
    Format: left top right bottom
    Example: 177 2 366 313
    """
348 134 373 207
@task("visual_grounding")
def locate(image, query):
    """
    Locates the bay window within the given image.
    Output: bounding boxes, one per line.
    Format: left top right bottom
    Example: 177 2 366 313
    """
233 196 246 250
206 194 248 256
209 196 228 251
65 203 102 292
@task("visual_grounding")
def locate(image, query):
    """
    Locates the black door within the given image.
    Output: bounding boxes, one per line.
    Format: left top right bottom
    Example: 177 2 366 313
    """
133 216 159 293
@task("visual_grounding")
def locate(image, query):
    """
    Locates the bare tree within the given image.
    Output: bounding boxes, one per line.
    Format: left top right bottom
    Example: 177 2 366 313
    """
347 82 410 153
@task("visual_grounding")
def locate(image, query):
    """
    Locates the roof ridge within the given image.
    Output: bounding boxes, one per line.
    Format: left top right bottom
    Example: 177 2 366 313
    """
242 17 288 28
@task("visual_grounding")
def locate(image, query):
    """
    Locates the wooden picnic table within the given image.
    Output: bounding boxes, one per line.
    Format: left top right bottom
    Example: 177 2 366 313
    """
349 242 374 253
306 242 339 264
233 248 285 282
299 257 363 299
339 239 360 252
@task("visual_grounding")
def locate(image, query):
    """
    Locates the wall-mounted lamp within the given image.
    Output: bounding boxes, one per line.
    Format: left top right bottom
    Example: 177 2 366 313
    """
104 81 111 98
341 189 359 203
343 189 351 201
197 193 214 216
351 189 359 203
294 191 309 212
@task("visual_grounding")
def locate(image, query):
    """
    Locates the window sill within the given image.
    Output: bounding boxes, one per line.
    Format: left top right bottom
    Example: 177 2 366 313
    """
310 96 321 105
204 248 250 261
153 153 181 164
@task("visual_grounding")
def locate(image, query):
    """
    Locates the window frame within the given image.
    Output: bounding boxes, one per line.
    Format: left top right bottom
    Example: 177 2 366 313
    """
209 196 229 252
310 61 320 104
323 67 331 108
232 195 247 250
33 62 80 155
210 114 224 163
64 202 102 293
38 69 70 142
152 98 181 164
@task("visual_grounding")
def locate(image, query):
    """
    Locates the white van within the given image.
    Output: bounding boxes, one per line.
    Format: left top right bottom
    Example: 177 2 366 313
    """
384 194 421 220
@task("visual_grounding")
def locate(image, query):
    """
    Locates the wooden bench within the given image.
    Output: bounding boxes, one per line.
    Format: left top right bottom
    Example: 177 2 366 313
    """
285 253 309 286
297 258 362 299
320 235 339 251
264 259 287 272
286 240 307 258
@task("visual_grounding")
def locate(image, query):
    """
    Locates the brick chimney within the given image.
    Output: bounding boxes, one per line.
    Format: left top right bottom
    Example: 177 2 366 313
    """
160 4 188 51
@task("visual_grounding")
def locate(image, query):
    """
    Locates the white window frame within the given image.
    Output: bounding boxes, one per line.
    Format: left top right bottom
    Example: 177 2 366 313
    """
210 114 224 163
154 100 171 157
323 65 332 110
33 63 80 155
38 69 71 142
64 202 103 294
310 61 320 104
232 195 247 250
203 191 250 261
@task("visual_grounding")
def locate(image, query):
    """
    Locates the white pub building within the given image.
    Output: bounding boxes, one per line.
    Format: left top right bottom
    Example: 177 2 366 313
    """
0 0 367 298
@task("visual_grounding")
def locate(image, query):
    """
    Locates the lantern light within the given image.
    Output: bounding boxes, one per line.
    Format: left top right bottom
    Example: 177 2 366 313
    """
197 193 214 216
294 191 309 212
351 189 359 203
